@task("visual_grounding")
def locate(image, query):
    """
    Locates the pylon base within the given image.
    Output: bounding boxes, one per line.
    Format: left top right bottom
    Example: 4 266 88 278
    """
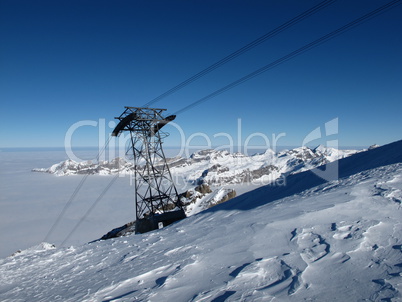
135 209 186 234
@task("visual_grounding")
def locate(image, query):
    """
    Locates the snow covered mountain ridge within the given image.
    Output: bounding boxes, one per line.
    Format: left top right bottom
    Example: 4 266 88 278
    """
33 145 362 185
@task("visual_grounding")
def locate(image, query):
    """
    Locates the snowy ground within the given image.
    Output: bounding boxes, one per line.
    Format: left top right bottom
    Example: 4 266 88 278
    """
1 141 402 301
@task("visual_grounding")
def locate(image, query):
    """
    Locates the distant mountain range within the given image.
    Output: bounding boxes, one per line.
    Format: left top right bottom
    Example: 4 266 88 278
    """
33 146 369 186
32 145 372 219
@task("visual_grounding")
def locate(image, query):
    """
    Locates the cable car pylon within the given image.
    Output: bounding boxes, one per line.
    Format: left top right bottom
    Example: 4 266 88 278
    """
112 107 186 234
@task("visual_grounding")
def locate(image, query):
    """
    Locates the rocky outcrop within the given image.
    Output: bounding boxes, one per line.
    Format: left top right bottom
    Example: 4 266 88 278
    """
194 183 212 194
99 221 136 240
180 184 237 216
215 189 236 205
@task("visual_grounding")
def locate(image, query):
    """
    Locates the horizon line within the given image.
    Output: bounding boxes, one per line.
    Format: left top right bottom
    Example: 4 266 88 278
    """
0 145 371 151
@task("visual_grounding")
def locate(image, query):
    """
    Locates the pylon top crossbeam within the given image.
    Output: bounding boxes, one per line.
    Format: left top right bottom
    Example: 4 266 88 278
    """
125 106 166 111
114 107 166 121
112 107 176 137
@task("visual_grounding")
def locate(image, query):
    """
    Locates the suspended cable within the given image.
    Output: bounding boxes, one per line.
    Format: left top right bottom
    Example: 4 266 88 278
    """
44 136 112 243
173 0 401 116
46 0 401 245
60 173 119 247
142 0 337 107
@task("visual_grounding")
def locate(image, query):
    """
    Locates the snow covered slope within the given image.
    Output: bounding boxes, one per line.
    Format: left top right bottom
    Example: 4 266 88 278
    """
1 140 402 301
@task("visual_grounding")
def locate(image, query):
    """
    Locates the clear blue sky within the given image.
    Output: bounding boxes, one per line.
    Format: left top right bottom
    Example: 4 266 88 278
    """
1 0 401 149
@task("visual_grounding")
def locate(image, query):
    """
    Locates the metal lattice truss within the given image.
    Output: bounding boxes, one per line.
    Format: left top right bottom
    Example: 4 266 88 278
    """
112 107 183 221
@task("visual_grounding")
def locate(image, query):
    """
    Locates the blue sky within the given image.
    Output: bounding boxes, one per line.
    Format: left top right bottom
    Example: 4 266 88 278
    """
1 0 401 150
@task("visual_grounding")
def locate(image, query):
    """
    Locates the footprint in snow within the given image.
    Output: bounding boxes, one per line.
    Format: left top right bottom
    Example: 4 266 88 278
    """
332 224 353 240
296 229 329 263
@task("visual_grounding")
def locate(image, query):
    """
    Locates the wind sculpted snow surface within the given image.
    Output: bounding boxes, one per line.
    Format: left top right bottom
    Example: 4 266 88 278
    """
1 141 402 301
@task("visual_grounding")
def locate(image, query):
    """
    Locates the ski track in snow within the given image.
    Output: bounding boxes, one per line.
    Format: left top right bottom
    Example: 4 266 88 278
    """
1 147 402 300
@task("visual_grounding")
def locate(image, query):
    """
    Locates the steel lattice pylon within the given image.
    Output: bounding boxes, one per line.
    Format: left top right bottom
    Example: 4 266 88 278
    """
112 107 186 234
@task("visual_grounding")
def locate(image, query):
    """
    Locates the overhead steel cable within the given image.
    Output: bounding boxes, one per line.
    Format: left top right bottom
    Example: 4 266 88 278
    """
46 0 401 245
173 0 401 116
44 136 112 243
60 173 119 246
142 0 337 107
